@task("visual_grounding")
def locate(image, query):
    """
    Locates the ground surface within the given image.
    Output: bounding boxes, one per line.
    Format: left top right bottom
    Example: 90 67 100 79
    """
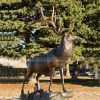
0 77 100 100
0 58 100 100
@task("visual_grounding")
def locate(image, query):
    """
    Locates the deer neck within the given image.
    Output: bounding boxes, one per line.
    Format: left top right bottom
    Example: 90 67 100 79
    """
59 36 73 57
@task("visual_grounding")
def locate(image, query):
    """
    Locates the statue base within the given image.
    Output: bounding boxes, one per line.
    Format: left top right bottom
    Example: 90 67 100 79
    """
20 83 73 100
20 90 73 100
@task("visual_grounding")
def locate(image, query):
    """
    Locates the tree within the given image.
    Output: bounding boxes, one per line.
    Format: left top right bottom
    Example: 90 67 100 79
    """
0 0 99 66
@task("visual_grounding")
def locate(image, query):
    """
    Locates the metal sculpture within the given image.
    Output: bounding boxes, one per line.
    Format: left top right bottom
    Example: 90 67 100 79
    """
21 6 80 93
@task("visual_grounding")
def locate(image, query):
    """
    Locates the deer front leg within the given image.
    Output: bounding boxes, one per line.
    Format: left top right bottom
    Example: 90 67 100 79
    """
48 68 55 92
35 73 41 91
59 67 67 92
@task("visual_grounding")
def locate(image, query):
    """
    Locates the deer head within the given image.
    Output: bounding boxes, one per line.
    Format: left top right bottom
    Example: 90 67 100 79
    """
64 33 81 42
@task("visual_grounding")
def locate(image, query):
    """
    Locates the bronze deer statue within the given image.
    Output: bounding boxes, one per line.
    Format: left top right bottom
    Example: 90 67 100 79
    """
21 6 80 93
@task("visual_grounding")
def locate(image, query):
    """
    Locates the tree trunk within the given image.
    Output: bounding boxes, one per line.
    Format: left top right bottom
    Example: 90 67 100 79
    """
66 62 70 77
25 32 30 44
71 61 78 79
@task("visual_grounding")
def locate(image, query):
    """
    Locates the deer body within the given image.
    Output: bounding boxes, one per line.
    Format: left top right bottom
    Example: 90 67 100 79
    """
27 35 72 75
22 34 79 92
21 6 81 93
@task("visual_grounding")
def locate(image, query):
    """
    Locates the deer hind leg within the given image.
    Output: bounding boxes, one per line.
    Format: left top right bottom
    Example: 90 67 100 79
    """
48 72 53 92
36 73 41 83
34 73 41 91
21 72 32 98
59 67 67 92
21 72 33 92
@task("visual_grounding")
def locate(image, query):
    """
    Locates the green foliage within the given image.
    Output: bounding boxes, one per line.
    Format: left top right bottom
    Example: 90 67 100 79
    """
0 7 28 20
0 20 25 32
71 46 84 61
0 0 99 64
0 0 22 5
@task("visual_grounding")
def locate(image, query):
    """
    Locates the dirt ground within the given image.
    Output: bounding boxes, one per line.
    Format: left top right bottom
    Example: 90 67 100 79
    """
0 77 100 100
0 58 100 100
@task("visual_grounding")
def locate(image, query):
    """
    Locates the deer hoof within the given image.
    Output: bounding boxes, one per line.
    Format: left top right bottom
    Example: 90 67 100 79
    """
48 89 53 93
21 90 24 94
27 91 30 94
63 88 68 92
20 90 25 98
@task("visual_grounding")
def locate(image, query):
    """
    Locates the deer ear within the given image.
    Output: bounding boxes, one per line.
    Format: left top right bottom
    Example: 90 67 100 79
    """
63 32 68 37
66 33 72 38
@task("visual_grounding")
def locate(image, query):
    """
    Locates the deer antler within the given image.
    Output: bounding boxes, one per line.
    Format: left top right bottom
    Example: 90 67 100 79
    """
40 6 62 35
52 6 55 22
40 7 45 20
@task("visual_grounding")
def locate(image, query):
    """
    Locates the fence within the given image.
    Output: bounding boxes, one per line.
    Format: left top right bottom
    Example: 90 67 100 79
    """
0 64 27 77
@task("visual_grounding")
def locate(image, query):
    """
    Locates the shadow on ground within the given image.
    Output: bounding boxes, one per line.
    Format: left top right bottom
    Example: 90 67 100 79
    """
0 77 100 87
0 77 26 84
40 78 100 87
